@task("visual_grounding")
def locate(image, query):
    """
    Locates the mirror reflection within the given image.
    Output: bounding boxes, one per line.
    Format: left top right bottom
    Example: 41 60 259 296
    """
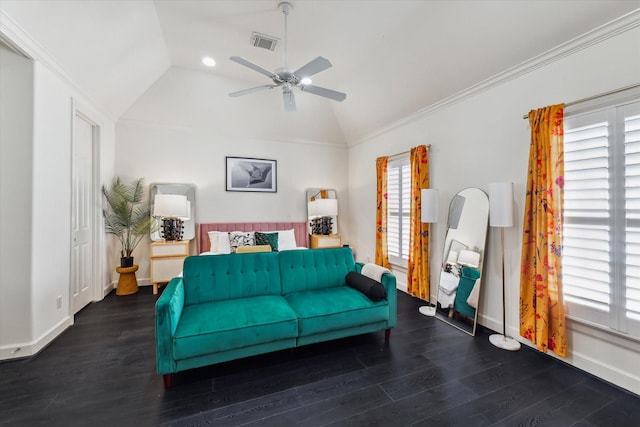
306 188 338 235
150 183 197 241
436 187 489 336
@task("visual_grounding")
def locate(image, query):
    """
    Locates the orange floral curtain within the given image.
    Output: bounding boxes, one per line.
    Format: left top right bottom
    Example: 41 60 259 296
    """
407 145 430 300
375 156 390 268
520 104 568 357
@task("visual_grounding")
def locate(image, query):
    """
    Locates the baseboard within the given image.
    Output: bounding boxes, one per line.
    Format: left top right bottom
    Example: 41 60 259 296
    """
0 315 73 361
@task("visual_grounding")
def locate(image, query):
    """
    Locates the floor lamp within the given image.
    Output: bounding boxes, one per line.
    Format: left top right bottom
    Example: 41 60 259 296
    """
488 182 521 351
419 188 438 317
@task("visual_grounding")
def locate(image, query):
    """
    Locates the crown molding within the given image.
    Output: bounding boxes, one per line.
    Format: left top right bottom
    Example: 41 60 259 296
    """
352 8 640 148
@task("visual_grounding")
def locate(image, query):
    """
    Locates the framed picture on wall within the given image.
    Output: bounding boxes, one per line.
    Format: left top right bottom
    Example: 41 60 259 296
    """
226 157 277 192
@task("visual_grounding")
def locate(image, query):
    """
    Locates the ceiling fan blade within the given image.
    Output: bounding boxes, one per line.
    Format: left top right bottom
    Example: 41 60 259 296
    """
301 85 347 102
283 90 296 112
229 85 278 97
229 56 281 81
293 56 332 78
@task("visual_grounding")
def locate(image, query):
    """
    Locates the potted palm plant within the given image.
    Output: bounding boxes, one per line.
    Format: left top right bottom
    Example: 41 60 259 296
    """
102 177 155 268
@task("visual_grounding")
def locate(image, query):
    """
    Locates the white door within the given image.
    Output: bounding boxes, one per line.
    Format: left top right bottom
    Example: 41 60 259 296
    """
71 113 95 314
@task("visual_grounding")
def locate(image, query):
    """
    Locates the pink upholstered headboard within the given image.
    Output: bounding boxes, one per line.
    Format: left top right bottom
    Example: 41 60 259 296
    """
197 222 309 253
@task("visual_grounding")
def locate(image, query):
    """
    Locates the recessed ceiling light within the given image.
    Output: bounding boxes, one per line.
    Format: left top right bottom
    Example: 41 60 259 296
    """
202 56 216 67
300 77 312 85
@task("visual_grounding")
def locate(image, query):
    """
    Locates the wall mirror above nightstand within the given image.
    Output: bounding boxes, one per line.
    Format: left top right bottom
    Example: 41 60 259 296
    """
149 183 196 294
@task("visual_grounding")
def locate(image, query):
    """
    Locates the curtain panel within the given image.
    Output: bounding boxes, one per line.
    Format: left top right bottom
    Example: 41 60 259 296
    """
375 156 390 268
407 145 431 300
520 104 568 357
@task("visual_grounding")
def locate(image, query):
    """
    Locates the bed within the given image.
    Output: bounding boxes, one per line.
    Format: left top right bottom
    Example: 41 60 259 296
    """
196 221 309 254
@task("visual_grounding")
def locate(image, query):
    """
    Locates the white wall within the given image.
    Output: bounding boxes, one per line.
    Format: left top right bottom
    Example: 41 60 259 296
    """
115 66 349 283
0 39 116 360
0 42 34 355
348 26 640 394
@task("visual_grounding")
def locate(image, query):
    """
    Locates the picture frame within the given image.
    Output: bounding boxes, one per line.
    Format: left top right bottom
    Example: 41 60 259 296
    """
226 157 277 192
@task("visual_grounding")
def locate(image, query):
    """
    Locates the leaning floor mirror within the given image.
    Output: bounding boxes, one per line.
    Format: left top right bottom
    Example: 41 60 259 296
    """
435 187 489 335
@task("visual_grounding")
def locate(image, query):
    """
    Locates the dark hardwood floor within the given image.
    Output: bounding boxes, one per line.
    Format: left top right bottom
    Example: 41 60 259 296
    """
1 288 638 427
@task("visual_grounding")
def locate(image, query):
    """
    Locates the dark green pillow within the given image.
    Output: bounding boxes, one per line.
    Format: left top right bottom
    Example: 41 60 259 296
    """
255 231 278 251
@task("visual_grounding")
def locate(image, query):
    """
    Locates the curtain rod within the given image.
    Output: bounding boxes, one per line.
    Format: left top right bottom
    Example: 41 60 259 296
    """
522 83 640 119
391 144 431 158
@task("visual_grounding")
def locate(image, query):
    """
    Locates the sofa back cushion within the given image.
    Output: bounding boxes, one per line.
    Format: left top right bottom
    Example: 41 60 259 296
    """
279 247 355 294
182 252 282 305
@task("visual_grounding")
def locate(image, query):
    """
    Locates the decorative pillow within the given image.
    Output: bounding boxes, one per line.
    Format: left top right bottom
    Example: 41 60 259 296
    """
265 229 297 250
255 231 278 251
345 271 386 302
228 231 255 253
208 231 231 254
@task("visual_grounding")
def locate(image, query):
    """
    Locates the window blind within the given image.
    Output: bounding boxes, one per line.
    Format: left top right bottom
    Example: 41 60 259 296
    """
387 156 410 265
563 100 640 338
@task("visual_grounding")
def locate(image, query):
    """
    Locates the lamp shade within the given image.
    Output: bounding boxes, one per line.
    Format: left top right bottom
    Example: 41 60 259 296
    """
314 198 338 216
489 182 514 227
421 188 438 223
153 194 189 218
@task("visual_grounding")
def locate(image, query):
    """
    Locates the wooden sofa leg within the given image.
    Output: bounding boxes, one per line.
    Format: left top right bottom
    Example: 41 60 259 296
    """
385 329 391 342
163 374 172 389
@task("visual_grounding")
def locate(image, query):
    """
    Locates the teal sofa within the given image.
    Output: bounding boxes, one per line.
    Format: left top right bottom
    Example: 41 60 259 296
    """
155 247 397 388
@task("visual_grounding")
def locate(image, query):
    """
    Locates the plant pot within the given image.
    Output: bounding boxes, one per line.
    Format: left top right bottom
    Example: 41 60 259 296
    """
120 257 134 268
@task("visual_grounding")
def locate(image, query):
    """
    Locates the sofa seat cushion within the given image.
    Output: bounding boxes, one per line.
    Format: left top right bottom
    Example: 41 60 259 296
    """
173 295 298 360
285 286 389 337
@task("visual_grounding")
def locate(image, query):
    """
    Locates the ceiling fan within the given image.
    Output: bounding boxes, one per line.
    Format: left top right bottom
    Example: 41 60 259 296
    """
228 1 346 112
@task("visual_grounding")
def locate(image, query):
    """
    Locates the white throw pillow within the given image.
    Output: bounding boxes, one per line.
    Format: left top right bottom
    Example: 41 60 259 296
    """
208 231 231 254
266 229 297 250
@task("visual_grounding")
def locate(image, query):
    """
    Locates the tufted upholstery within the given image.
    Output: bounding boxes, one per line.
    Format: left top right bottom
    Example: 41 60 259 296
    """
182 252 281 305
279 247 355 294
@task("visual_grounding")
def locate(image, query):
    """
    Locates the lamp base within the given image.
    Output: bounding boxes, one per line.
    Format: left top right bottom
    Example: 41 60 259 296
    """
418 305 436 317
489 334 521 351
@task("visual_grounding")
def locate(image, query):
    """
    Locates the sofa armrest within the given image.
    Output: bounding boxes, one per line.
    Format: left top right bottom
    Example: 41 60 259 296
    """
155 277 185 375
380 272 397 328
355 262 397 328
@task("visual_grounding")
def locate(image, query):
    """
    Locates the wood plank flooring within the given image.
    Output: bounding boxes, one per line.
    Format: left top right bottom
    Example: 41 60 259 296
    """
1 288 638 426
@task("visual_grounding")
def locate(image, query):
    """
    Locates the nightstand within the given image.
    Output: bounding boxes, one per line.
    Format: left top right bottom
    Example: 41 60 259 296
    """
310 234 342 249
150 240 189 294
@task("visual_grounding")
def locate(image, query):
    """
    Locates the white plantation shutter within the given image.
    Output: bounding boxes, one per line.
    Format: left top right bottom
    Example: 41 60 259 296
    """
624 108 640 324
563 99 640 338
388 156 411 266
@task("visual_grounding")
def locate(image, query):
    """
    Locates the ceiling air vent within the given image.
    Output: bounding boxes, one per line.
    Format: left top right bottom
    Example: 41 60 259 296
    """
250 32 279 51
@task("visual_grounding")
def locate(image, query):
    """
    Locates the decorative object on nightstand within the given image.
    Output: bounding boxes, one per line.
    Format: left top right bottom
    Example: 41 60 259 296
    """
150 240 189 295
309 198 338 235
488 182 521 351
153 194 190 241
419 188 438 317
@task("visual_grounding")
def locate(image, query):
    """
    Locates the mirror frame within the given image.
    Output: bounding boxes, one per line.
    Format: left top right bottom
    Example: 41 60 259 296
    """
150 183 197 241
436 187 489 336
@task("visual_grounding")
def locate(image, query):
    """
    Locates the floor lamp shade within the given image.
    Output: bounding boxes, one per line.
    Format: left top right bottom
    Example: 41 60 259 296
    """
489 182 514 227
421 188 438 223
418 188 438 317
488 181 520 351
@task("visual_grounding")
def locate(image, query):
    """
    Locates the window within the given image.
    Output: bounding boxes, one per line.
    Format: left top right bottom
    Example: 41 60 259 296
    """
563 96 640 339
387 155 410 266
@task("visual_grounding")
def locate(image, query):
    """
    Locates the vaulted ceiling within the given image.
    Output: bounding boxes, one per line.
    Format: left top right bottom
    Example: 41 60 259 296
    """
2 0 638 144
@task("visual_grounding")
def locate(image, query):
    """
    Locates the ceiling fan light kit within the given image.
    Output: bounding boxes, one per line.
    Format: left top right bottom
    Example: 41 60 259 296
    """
229 1 347 111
